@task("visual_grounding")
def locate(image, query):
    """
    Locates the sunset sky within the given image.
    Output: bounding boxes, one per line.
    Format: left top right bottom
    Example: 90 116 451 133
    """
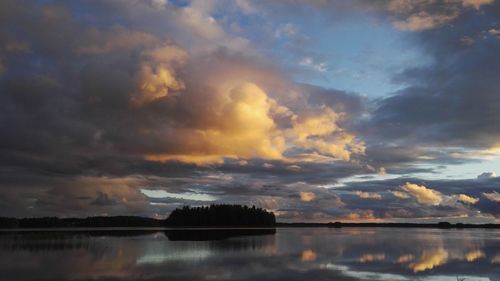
0 0 499 222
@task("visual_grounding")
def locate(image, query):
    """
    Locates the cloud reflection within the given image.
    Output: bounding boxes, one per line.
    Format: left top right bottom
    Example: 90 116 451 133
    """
0 228 498 280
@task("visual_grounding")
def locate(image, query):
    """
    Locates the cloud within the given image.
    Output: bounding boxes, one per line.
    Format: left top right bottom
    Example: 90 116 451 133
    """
457 194 479 204
300 191 315 202
77 28 160 55
391 190 410 199
358 253 385 263
353 191 382 199
299 57 327 72
0 0 367 168
483 191 500 202
91 191 118 206
387 0 494 31
392 11 459 31
342 210 378 221
462 0 494 9
0 0 498 222
131 44 188 105
478 172 496 179
400 182 443 206
143 82 286 164
397 254 414 263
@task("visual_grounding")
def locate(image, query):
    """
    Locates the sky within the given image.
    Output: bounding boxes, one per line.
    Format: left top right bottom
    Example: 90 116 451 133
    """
0 0 499 222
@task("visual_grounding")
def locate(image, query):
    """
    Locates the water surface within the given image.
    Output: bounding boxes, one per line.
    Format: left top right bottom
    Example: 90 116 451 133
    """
0 228 498 281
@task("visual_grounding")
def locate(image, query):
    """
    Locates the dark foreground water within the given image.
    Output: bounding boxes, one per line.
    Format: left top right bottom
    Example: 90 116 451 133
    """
0 228 498 281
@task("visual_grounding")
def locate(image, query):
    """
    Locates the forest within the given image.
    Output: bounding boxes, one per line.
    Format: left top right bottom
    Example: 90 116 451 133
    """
165 205 276 227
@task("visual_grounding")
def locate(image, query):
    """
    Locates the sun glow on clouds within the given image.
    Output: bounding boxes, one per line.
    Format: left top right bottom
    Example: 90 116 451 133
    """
400 182 443 206
393 183 481 206
140 66 364 165
457 194 479 204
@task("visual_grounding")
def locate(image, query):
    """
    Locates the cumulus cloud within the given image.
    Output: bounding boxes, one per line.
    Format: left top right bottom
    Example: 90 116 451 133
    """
0 0 366 168
400 182 443 206
457 194 479 204
132 45 188 105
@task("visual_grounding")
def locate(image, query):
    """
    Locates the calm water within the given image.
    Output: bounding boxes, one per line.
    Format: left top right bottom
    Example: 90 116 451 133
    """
0 228 498 281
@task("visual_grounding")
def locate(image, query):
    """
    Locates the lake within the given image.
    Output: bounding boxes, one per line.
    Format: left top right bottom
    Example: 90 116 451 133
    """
0 228 498 281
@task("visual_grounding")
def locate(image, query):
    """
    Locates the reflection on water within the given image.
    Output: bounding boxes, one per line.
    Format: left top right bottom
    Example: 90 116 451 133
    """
164 228 276 241
0 228 498 281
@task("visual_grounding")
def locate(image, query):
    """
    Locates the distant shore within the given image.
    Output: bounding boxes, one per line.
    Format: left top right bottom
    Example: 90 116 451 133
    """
1 216 498 229
277 222 500 229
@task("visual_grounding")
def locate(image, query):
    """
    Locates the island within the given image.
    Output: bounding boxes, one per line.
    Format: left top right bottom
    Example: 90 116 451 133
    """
165 205 276 227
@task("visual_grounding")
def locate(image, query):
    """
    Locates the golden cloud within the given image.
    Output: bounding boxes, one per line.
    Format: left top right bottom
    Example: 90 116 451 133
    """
145 82 285 163
401 182 443 206
300 191 315 202
140 68 364 164
132 45 187 105
85 32 366 165
457 194 479 204
391 190 410 199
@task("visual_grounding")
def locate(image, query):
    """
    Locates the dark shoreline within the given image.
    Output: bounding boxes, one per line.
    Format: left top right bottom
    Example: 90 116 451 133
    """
276 222 500 229
1 216 498 229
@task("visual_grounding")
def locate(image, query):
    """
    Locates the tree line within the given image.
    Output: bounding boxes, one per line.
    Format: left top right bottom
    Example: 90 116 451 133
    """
0 205 276 228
